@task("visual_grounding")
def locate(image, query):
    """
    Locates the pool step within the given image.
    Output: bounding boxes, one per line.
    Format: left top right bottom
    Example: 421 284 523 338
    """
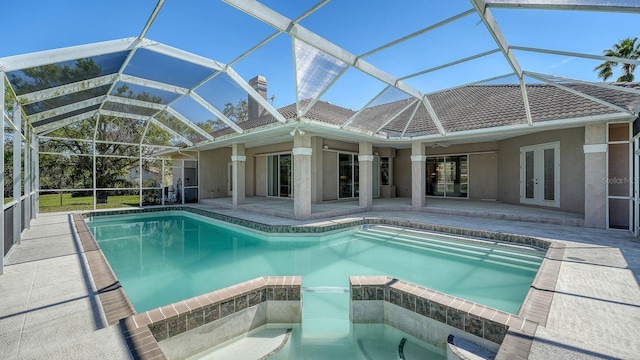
354 226 543 271
302 289 351 340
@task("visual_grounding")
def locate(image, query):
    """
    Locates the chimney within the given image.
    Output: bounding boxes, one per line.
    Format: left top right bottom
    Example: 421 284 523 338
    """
248 75 268 121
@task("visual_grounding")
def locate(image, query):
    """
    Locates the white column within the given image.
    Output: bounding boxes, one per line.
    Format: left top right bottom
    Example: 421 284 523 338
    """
232 143 246 208
34 134 39 219
310 137 323 204
359 141 373 210
1 71 5 274
13 105 22 245
24 122 31 229
293 130 312 220
584 124 607 228
411 142 426 210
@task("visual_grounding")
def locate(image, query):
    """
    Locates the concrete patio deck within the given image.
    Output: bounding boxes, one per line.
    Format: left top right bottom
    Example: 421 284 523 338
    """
1 204 638 359
201 197 584 226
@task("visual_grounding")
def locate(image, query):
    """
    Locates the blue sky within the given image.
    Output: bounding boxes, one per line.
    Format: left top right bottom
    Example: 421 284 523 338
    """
1 0 638 110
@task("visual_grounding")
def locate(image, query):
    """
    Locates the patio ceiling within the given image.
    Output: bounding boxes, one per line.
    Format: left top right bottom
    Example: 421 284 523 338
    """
1 0 640 150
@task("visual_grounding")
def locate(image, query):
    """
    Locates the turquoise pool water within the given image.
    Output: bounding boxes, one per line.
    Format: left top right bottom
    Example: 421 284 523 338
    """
88 211 543 314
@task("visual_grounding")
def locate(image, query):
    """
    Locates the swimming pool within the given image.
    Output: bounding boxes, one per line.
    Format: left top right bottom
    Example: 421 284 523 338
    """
88 211 543 314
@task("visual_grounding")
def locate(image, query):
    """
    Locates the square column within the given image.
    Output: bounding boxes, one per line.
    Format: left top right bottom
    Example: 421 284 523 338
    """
293 129 312 220
13 104 22 245
231 143 245 209
359 141 373 210
584 124 606 228
411 142 426 210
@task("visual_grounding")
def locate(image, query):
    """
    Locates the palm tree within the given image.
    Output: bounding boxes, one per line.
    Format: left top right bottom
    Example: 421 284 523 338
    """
594 37 640 82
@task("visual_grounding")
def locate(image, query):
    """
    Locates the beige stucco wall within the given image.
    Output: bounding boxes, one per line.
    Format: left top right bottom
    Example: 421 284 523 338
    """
498 127 585 214
584 123 607 228
198 148 231 199
323 151 338 200
395 149 412 197
469 153 498 200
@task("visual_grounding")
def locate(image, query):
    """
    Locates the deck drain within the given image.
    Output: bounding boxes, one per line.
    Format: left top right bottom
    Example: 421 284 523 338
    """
567 256 586 262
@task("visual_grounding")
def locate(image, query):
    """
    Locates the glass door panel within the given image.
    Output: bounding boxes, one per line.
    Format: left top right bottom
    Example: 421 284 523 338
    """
267 154 292 198
525 151 534 200
339 154 352 198
280 154 292 197
543 148 555 201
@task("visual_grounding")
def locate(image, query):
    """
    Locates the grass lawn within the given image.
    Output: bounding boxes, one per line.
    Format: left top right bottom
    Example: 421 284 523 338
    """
39 193 140 212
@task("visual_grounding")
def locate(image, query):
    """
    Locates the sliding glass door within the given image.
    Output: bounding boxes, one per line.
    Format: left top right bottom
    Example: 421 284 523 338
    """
339 153 359 198
426 155 468 197
267 154 292 198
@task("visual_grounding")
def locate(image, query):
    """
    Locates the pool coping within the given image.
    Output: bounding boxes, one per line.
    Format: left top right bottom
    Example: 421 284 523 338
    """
76 206 562 359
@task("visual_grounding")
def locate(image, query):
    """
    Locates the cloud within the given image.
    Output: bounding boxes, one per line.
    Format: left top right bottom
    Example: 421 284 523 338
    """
549 58 572 69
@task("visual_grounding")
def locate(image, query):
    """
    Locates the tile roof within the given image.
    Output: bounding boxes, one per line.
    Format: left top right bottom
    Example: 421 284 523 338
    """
206 83 640 141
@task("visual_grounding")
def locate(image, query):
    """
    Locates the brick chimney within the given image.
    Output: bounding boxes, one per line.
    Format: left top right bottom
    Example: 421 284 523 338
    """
248 75 268 121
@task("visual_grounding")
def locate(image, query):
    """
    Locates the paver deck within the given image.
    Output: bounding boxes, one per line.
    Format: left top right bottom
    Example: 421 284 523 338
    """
1 201 638 359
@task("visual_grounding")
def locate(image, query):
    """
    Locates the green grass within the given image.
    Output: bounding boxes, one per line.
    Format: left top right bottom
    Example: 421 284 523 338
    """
39 193 140 212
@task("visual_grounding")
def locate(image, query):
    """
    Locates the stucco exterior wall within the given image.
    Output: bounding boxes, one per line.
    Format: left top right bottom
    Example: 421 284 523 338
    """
198 148 231 199
469 153 498 200
322 151 338 200
498 127 585 214
395 149 412 198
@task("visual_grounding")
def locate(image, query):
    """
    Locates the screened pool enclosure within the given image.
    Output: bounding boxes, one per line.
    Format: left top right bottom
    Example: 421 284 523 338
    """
2 0 640 271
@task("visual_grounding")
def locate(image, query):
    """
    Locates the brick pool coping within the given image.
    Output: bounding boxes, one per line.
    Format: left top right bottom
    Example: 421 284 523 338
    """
77 206 563 360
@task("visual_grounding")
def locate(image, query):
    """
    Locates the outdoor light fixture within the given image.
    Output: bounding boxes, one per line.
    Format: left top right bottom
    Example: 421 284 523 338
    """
323 144 329 149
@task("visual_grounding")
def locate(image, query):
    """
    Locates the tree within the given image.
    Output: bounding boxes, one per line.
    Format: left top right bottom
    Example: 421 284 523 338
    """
594 37 640 82
9 58 172 193
197 99 248 134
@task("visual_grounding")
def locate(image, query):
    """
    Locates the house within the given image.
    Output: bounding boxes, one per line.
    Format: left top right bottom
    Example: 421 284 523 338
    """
187 77 640 230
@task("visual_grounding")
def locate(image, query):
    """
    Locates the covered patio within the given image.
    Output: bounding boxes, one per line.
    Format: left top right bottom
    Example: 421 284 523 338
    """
200 196 584 226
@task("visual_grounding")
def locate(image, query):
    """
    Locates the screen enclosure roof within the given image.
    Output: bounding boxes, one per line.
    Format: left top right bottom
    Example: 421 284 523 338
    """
2 0 640 151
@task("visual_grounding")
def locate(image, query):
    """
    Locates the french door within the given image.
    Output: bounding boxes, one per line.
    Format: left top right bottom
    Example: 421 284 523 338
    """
520 142 560 207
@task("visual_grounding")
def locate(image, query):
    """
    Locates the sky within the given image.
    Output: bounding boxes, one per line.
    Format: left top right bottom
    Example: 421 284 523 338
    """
1 0 638 111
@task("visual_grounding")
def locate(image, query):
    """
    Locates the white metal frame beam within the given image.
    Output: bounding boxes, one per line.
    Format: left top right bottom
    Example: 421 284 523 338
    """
17 74 117 105
149 118 193 146
399 49 501 80
526 71 633 114
106 95 166 111
138 42 225 73
28 96 106 123
0 38 139 72
36 111 98 134
424 72 515 95
375 98 420 133
164 107 214 140
359 8 476 58
190 91 243 133
511 45 640 67
485 1 640 14
223 0 446 132
400 101 423 138
470 0 522 77
525 72 640 96
226 0 330 69
118 74 189 95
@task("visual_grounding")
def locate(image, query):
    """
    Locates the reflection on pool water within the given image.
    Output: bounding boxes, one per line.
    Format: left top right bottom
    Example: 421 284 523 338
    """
89 211 544 358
